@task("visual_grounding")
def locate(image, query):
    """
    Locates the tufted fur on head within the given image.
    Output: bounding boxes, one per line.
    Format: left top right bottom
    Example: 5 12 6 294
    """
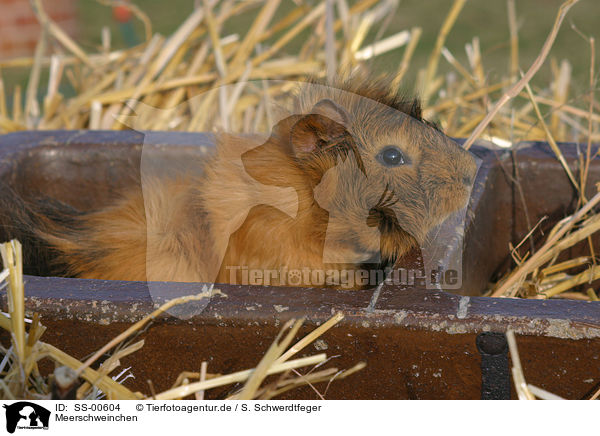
298 74 426 121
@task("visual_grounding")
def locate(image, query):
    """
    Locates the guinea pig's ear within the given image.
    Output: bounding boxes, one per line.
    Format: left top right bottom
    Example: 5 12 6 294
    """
290 99 349 155
311 99 349 125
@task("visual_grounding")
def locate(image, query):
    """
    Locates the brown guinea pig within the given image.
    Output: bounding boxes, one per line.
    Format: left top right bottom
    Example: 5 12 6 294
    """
8 75 477 289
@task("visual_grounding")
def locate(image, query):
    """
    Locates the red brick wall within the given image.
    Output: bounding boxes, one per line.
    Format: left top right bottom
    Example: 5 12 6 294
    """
0 0 78 59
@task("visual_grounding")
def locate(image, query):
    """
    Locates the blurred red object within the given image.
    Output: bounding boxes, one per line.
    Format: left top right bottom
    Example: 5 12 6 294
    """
0 0 78 60
113 4 132 23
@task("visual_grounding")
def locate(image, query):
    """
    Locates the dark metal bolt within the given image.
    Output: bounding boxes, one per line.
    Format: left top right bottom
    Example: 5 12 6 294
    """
476 331 509 355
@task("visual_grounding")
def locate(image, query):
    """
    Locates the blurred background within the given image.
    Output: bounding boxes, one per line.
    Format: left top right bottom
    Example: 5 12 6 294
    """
1 0 598 93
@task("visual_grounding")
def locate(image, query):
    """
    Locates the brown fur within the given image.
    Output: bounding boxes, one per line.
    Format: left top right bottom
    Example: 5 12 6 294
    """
32 75 477 288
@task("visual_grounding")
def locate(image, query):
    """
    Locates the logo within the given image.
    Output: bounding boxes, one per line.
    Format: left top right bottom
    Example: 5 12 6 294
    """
3 402 50 433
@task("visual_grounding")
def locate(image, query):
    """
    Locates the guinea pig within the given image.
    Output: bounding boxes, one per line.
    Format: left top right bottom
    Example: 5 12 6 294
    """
4 75 477 289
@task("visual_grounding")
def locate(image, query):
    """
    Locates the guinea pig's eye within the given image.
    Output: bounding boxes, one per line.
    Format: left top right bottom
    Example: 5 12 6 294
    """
376 146 405 167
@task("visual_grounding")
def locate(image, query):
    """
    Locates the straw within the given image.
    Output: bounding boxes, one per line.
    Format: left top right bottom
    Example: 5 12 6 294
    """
507 0 519 79
506 330 536 400
492 191 600 297
423 0 466 103
463 0 580 150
